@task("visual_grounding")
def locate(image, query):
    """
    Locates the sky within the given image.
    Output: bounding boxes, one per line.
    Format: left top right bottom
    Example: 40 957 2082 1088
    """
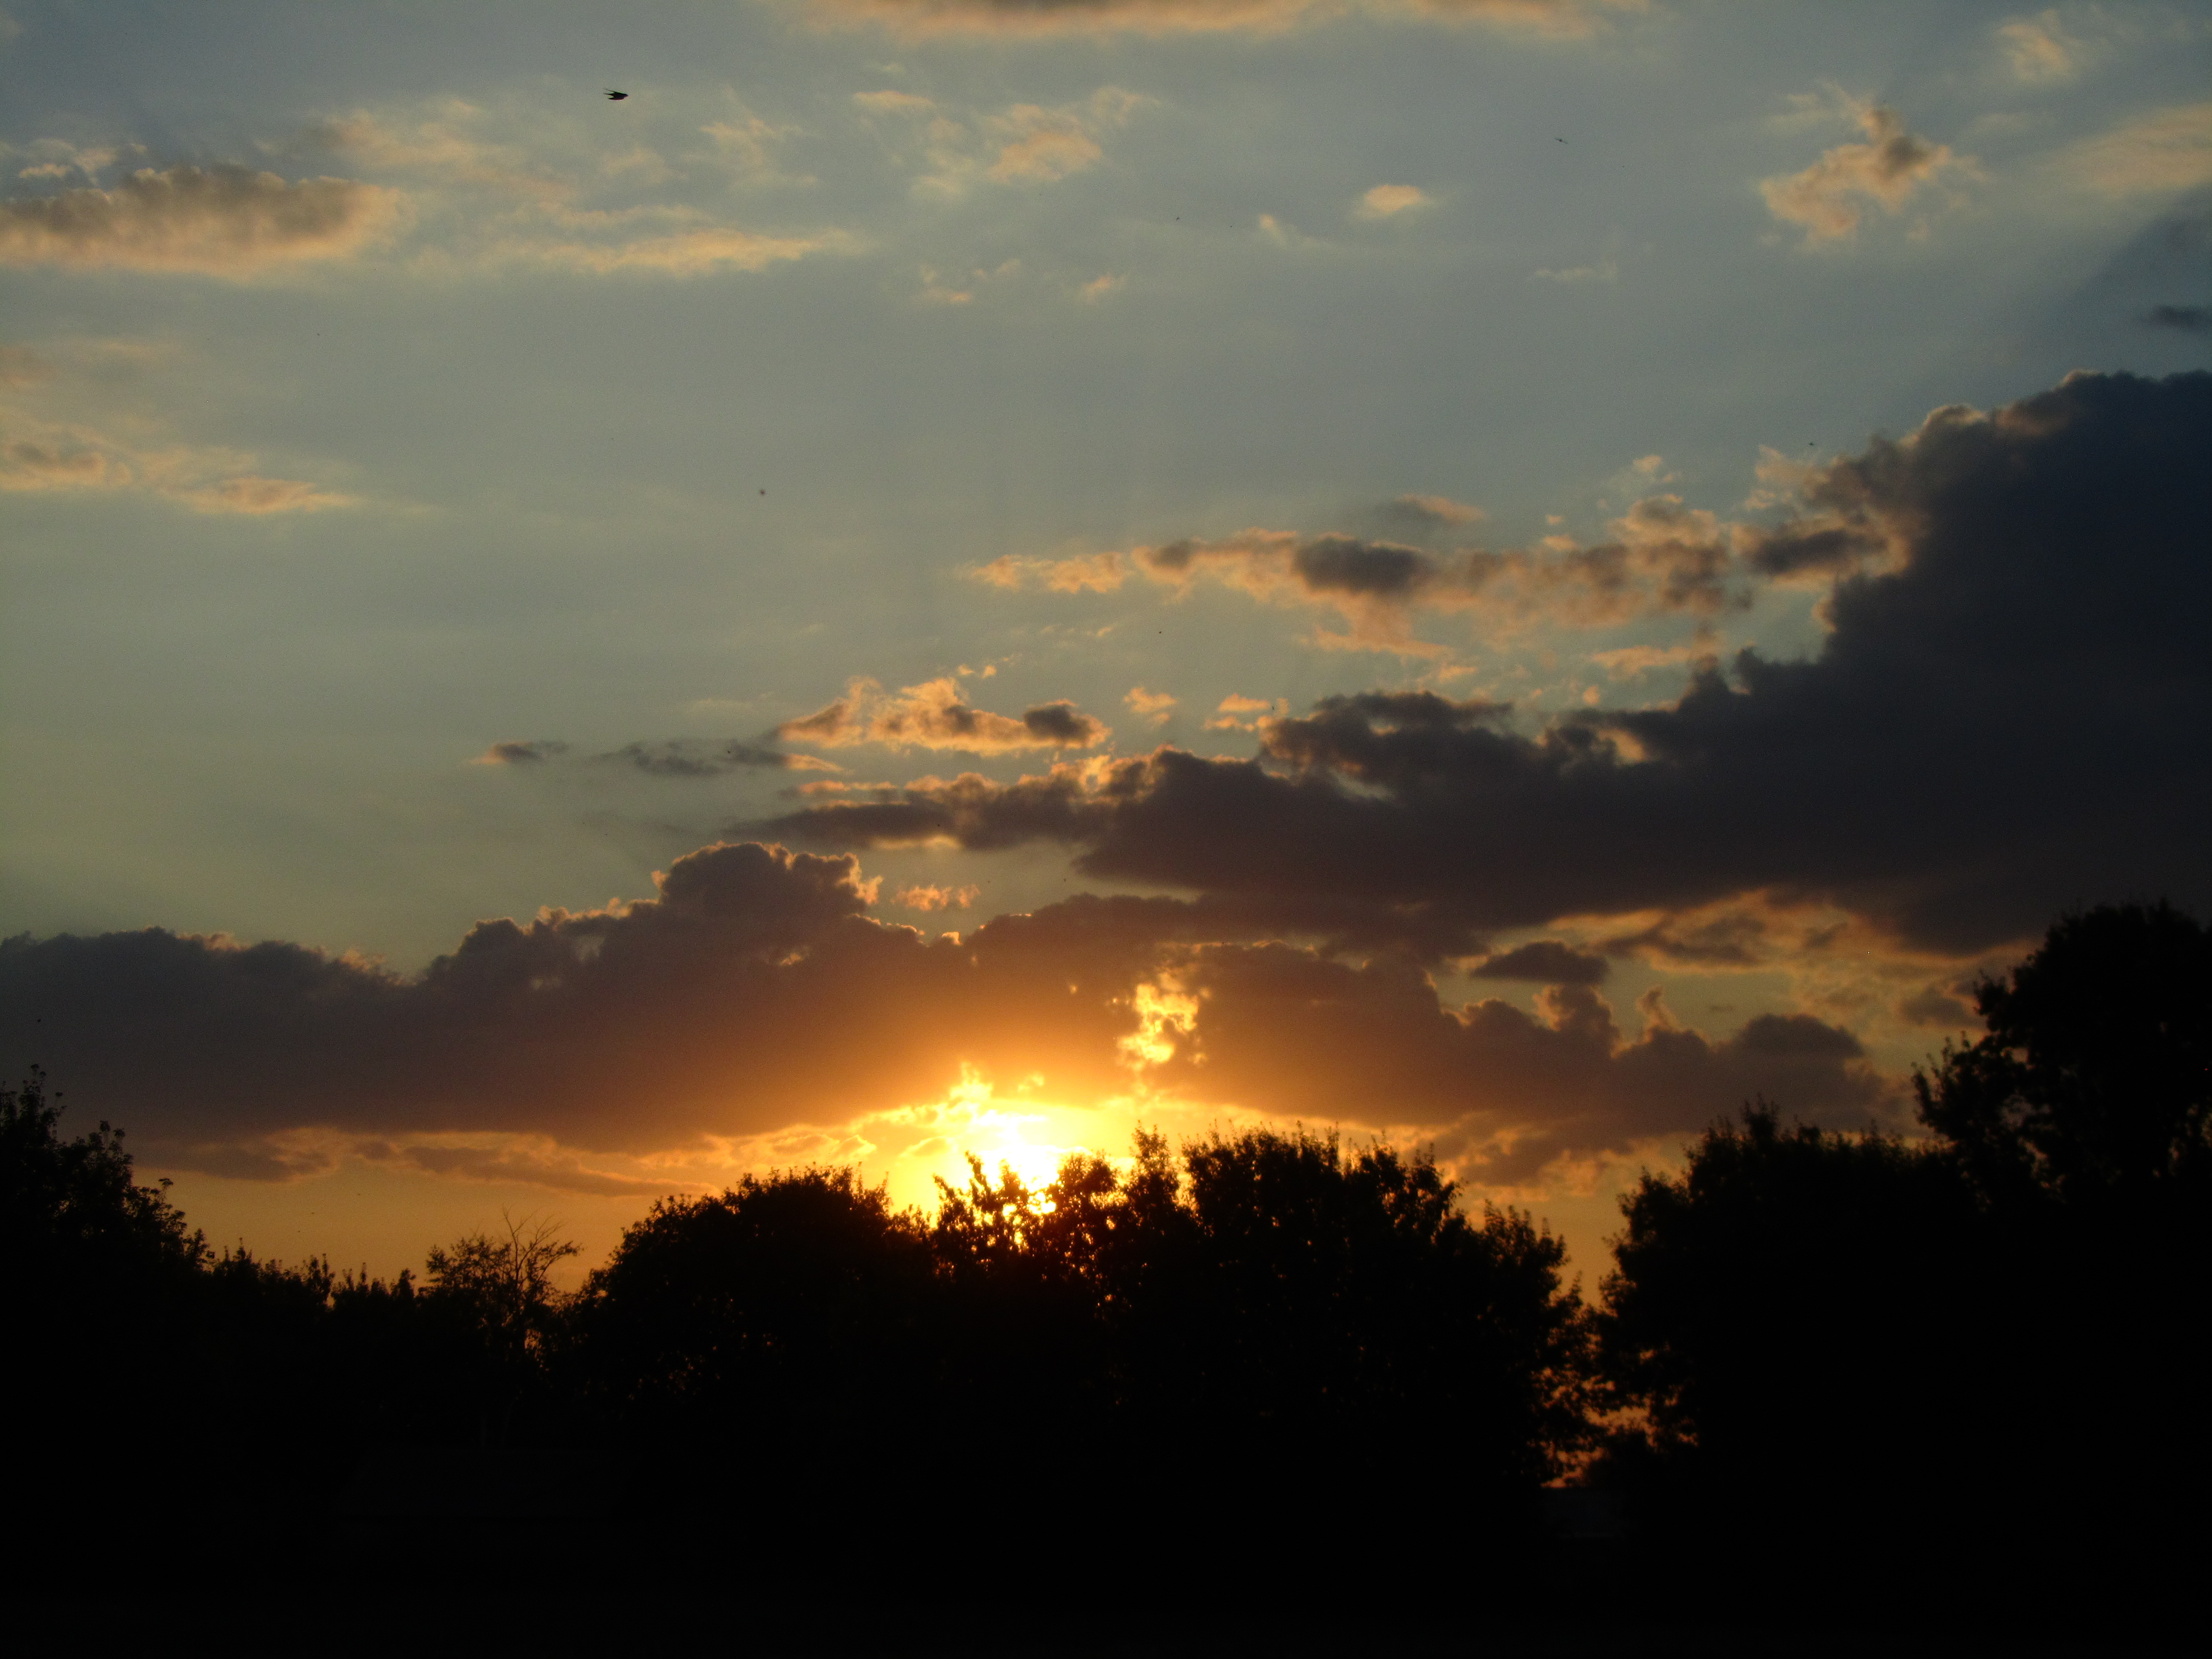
2 0 2207 1284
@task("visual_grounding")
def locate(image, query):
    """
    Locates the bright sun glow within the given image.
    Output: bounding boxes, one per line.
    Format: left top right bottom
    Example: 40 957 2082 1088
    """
887 1064 1081 1205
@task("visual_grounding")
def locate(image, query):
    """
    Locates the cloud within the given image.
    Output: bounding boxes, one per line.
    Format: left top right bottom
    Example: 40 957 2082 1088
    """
974 550 1129 592
0 837 1881 1193
174 475 357 514
804 0 1643 39
2146 304 2210 332
320 109 561 201
895 883 980 911
1125 686 1178 726
2062 103 2212 197
1472 940 1609 984
0 164 402 275
1356 183 1432 220
1760 104 1969 244
0 413 358 514
698 114 811 186
1206 694 1289 731
307 101 852 279
861 86 1147 198
1374 494 1483 533
1531 255 1618 284
782 372 2212 953
988 107 1104 182
778 676 1111 754
973 502 1743 653
474 740 570 766
1995 11 2083 84
502 224 851 276
598 739 837 775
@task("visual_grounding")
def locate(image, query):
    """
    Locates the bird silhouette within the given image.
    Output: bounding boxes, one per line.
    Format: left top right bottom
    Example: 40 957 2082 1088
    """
606 89 629 101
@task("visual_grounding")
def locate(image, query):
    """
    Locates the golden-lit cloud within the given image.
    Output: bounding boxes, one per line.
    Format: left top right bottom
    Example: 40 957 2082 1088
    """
505 223 853 275
0 163 403 275
0 413 358 514
1124 686 1178 726
895 882 981 911
1355 183 1433 219
988 107 1105 182
779 675 1112 753
0 838 1889 1201
2061 102 2212 196
805 0 1644 39
1760 103 1970 245
320 108 565 201
858 86 1150 198
1994 10 2083 83
972 500 1745 653
1206 693 1288 731
300 99 855 279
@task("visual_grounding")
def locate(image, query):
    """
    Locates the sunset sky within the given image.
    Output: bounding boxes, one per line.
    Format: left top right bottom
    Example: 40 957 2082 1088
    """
3 0 2206 1282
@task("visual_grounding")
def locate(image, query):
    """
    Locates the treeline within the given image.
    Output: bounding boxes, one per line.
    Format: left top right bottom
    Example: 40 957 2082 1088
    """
6 902 2207 1622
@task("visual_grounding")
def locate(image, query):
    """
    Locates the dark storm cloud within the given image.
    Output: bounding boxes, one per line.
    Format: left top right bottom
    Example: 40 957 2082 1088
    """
779 372 2212 951
1472 941 1609 985
0 841 1880 1185
1144 952 1881 1182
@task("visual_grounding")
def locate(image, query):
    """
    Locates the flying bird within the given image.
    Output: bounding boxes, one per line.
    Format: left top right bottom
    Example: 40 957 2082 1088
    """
605 89 628 101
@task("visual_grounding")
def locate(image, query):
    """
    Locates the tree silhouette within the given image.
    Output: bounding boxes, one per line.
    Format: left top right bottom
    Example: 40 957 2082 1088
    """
426 1212 580 1362
566 1165 937 1503
1917 900 2212 1209
1598 903 2211 1622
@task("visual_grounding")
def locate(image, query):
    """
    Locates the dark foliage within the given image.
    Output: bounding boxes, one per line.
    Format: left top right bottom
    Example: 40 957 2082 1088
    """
6 901 2204 1633
561 1130 1588 1572
1596 902 2211 1623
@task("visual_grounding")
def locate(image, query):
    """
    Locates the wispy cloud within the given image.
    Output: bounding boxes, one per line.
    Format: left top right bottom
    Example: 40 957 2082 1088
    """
0 163 403 275
0 411 357 514
1995 10 2085 84
805 0 1645 40
1760 102 1971 245
2061 102 2212 196
858 86 1149 198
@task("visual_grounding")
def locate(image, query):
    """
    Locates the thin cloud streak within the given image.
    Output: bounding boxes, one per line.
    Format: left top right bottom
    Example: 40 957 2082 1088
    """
0 164 404 275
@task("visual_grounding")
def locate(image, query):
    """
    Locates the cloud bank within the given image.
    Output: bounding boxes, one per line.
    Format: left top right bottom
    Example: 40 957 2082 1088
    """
794 372 2212 951
0 840 1878 1190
